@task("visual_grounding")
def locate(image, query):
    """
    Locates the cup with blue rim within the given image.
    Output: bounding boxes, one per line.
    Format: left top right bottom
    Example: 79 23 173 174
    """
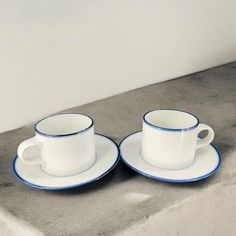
142 109 215 170
17 113 96 176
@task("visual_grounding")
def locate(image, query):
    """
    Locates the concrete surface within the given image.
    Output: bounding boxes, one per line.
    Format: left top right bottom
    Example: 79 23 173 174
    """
0 62 236 235
0 207 43 236
118 174 236 236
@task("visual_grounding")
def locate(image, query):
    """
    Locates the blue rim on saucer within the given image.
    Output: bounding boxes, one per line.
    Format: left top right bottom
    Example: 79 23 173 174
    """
119 131 221 183
13 134 120 190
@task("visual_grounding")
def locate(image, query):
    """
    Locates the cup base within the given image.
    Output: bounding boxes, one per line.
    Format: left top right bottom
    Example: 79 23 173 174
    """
140 149 196 171
40 155 97 177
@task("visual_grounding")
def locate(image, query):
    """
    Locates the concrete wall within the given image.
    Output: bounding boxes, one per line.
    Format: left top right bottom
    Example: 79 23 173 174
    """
1 0 236 133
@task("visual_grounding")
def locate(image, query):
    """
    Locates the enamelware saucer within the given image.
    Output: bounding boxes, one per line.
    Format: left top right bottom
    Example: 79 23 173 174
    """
13 134 119 190
120 131 221 183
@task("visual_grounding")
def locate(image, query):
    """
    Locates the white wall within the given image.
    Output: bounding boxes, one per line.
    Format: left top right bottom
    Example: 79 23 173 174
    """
1 0 236 133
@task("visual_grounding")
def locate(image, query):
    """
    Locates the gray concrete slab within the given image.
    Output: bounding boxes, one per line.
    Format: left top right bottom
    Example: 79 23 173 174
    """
0 62 235 235
118 175 236 236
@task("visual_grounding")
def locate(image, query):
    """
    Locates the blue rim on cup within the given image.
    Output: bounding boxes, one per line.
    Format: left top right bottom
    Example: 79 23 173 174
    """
35 113 94 137
143 109 200 132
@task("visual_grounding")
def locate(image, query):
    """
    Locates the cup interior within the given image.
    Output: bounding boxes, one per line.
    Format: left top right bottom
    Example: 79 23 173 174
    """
35 114 93 136
144 110 199 130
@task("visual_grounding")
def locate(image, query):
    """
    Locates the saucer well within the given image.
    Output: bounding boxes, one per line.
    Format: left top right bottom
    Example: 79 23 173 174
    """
13 134 120 190
120 131 221 183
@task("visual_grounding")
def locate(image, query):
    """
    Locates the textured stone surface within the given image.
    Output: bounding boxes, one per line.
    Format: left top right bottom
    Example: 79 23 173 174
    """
118 175 236 236
0 63 235 235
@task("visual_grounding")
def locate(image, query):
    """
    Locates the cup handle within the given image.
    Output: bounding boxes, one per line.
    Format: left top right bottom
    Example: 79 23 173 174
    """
17 137 43 165
196 123 214 150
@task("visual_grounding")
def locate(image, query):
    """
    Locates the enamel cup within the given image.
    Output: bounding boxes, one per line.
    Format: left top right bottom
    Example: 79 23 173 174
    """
142 109 215 170
17 113 96 176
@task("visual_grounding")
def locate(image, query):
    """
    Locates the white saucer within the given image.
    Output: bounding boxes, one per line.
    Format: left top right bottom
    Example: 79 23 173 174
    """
120 131 221 183
13 134 120 190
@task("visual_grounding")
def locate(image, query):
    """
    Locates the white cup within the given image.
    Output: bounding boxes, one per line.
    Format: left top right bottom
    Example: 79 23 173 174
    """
17 113 96 176
141 109 215 170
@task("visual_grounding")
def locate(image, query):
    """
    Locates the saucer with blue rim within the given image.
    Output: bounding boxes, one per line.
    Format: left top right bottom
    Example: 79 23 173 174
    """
119 131 221 183
13 134 119 190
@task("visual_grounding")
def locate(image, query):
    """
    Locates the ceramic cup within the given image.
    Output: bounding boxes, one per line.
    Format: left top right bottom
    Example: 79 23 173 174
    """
141 109 215 170
17 113 96 176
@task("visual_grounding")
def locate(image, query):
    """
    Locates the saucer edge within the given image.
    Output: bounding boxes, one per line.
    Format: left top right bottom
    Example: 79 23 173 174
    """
13 133 120 190
119 131 221 183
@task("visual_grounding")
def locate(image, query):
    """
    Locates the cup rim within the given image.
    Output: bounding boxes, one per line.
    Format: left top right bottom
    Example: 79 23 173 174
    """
35 113 94 137
143 109 199 132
